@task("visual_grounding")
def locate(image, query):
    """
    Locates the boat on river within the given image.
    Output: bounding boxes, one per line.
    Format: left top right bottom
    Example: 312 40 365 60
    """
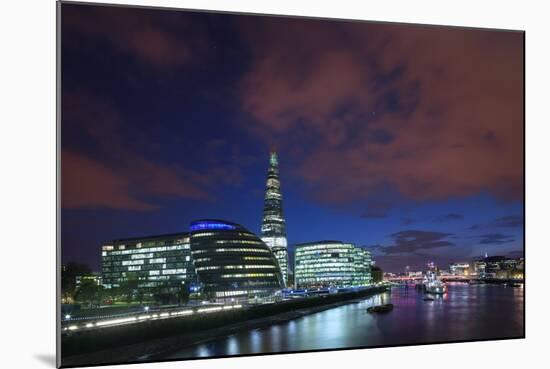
423 271 447 295
367 304 394 314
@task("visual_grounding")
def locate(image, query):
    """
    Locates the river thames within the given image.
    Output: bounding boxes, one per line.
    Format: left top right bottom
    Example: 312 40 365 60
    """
167 283 524 359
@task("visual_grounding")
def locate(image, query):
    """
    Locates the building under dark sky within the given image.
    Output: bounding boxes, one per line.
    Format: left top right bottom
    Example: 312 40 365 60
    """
260 152 289 285
60 3 524 273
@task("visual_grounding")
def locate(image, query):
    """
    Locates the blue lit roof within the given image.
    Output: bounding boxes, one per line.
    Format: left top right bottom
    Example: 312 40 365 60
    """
189 220 237 232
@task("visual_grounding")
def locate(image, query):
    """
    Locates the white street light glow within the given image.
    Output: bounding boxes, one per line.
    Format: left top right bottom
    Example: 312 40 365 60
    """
95 317 137 327
198 307 223 313
62 304 245 333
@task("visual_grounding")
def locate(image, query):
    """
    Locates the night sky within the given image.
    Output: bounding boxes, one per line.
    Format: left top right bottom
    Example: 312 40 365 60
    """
60 3 524 273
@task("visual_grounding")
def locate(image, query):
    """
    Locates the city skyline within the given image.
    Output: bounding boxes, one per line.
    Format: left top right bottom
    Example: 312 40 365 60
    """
61 4 524 273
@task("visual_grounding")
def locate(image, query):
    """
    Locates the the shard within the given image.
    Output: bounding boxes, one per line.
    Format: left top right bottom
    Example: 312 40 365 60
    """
260 152 289 287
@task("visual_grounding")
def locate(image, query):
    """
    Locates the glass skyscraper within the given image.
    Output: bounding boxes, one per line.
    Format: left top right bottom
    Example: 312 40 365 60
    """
260 152 289 287
294 241 372 289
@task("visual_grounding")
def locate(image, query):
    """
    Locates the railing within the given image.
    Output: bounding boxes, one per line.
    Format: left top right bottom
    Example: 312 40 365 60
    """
61 303 243 334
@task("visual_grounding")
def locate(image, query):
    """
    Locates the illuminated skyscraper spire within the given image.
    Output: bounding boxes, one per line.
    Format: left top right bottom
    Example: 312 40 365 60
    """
261 151 289 286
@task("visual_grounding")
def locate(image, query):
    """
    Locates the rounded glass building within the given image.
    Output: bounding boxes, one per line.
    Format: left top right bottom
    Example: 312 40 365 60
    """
189 220 284 303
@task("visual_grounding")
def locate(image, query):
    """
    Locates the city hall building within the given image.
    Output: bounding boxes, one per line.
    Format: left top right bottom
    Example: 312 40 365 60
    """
190 219 284 302
294 241 372 289
101 233 196 293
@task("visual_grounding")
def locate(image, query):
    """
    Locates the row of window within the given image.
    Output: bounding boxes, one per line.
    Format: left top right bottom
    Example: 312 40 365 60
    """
195 264 277 271
295 268 356 275
215 239 264 245
192 232 257 238
103 272 193 280
220 273 276 278
103 244 189 256
103 253 190 261
192 248 271 254
102 262 190 272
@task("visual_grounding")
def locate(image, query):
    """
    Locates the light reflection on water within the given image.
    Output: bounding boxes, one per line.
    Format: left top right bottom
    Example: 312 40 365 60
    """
169 284 523 359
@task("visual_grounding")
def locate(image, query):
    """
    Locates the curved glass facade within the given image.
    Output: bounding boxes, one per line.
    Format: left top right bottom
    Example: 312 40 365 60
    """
294 241 372 289
190 220 284 302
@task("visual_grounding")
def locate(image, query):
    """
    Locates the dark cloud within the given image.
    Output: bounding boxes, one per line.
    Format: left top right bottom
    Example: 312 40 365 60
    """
62 4 207 69
62 151 155 211
369 129 395 145
400 217 416 225
239 18 523 204
468 215 523 230
400 213 462 225
479 233 515 245
433 213 464 222
61 150 211 211
61 91 241 211
493 215 524 228
379 230 454 254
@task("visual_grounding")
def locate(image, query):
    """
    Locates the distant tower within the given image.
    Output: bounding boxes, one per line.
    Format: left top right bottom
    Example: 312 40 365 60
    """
484 251 488 258
261 151 289 287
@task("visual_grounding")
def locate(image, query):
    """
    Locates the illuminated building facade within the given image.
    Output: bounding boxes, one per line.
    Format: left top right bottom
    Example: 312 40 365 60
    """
449 262 471 276
260 151 289 286
101 233 196 293
271 246 288 287
470 256 524 279
472 260 487 278
294 241 372 289
190 220 284 302
353 247 372 286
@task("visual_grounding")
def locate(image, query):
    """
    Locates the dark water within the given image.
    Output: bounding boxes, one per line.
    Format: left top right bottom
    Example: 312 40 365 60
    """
168 284 524 359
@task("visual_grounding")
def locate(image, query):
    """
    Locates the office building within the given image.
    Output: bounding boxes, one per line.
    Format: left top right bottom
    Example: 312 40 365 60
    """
101 233 196 293
449 262 471 276
294 241 372 289
190 219 284 302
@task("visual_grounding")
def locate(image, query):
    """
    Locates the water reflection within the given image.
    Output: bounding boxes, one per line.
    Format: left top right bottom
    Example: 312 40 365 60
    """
169 284 523 359
226 335 238 355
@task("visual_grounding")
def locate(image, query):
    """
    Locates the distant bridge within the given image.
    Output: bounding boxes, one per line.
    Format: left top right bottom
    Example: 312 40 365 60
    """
386 276 523 284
